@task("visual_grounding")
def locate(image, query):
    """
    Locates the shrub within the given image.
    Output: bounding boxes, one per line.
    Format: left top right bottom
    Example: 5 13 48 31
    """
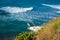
15 32 35 40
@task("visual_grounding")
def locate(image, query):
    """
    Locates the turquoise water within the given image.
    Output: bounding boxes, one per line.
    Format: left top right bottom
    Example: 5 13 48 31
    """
0 0 60 37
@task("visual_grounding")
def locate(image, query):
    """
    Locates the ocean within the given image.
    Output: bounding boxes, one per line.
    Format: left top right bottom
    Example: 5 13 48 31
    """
0 0 60 38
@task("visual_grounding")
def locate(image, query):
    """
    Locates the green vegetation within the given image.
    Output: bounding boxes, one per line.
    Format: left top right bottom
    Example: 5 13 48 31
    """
15 17 60 40
15 32 36 40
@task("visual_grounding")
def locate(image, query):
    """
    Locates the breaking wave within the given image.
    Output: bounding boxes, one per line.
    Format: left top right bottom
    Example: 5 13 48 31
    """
0 7 33 13
42 4 60 14
42 4 60 10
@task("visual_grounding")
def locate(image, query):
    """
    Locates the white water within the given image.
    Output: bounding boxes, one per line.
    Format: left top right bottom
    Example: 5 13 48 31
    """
42 4 60 10
0 7 33 13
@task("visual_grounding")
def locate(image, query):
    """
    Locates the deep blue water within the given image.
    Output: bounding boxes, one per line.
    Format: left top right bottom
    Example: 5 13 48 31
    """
0 0 60 36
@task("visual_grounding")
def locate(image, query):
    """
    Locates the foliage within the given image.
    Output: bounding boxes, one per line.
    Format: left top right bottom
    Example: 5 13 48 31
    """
15 32 35 40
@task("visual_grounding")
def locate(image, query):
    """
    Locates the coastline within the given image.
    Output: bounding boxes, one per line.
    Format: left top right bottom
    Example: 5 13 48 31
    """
28 26 43 32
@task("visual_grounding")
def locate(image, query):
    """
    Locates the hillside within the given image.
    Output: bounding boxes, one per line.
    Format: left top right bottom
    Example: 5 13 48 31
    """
35 17 60 40
15 17 60 40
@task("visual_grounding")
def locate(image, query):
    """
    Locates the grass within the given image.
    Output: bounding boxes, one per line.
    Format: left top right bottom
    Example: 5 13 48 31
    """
35 17 60 40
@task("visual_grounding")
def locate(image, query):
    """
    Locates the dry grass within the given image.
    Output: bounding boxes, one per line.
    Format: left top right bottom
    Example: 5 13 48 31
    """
34 17 60 40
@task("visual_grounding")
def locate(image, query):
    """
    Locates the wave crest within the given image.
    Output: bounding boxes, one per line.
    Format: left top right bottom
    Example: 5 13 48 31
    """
42 4 60 10
0 7 33 13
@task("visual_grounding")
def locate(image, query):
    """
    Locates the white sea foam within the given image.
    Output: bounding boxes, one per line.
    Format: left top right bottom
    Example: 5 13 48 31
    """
27 23 31 26
0 7 33 13
55 11 60 13
42 4 60 10
28 26 43 32
42 4 60 14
